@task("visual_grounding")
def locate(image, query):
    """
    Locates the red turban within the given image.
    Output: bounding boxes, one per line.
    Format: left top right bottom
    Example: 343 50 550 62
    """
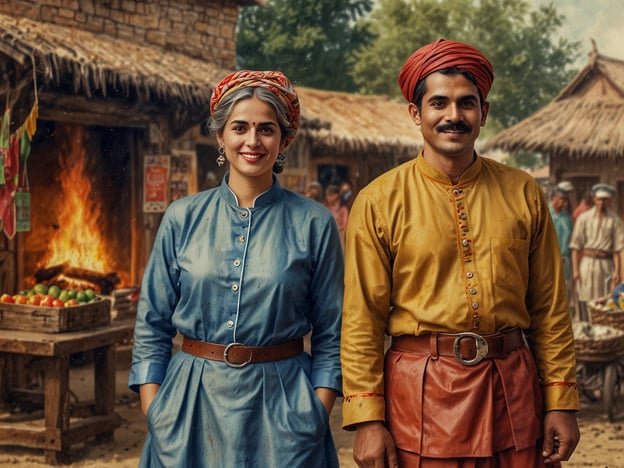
210 70 300 146
398 39 494 103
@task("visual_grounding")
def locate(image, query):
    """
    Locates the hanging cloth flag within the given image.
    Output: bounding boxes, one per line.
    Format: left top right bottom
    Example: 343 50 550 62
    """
16 118 34 232
14 56 39 234
0 129 20 238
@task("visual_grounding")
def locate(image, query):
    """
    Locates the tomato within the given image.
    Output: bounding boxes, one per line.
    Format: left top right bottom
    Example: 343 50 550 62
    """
13 294 28 304
28 294 42 306
52 298 64 308
40 295 56 307
64 299 79 307
0 293 15 303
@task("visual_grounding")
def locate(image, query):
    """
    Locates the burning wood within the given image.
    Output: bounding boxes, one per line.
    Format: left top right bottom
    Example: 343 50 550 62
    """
34 263 120 295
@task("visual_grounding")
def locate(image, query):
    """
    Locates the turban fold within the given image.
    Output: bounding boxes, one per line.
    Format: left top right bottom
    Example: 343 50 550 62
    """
210 70 300 145
398 39 494 103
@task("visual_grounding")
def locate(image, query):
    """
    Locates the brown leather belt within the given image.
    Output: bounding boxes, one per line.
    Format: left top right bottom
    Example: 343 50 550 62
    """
582 249 611 259
182 336 304 368
391 328 524 366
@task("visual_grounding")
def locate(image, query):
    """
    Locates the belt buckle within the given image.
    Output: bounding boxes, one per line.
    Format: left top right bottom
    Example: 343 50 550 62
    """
453 332 488 366
223 342 252 368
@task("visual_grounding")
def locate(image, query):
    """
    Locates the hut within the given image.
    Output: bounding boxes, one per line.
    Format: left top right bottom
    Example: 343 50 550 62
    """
290 87 421 195
484 41 624 217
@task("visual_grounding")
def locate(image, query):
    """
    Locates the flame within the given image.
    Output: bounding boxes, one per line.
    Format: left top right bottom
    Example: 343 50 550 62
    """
40 126 111 273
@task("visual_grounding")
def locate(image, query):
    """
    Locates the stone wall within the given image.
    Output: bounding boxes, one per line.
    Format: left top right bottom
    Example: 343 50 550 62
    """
0 0 240 68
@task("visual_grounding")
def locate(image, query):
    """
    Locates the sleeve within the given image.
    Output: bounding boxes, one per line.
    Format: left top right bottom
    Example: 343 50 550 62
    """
524 186 580 411
306 213 344 393
340 191 393 429
128 207 181 393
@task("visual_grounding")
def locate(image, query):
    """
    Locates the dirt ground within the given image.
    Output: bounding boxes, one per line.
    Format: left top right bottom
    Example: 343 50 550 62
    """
0 356 623 468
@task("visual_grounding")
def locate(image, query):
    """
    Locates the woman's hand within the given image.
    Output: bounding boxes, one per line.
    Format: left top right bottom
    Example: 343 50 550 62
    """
315 387 337 415
139 383 161 416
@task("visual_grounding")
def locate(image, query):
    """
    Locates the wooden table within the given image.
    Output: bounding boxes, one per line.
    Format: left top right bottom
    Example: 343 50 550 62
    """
0 322 134 465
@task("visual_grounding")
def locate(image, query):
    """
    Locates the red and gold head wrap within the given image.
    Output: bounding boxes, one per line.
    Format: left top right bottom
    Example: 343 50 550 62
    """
398 39 494 103
210 70 300 145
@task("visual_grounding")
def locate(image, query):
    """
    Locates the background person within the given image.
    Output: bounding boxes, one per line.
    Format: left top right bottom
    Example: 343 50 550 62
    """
340 180 354 211
573 190 594 224
549 185 575 314
340 39 580 467
305 180 324 202
130 70 344 467
570 183 624 320
324 183 349 249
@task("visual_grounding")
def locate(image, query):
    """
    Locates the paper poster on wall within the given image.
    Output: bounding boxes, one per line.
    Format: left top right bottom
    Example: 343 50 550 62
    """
144 155 170 212
170 150 198 201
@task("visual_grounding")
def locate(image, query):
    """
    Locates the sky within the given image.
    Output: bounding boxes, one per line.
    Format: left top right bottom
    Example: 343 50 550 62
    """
526 0 624 65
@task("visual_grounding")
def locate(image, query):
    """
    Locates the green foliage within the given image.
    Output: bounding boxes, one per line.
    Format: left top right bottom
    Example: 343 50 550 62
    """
351 0 580 129
503 151 546 170
236 0 374 92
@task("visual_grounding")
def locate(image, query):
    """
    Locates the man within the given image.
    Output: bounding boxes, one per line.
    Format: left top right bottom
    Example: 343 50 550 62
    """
549 184 574 311
341 39 580 467
570 184 624 320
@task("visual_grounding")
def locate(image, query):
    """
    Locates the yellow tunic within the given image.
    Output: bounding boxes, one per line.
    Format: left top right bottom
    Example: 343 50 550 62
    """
341 153 579 429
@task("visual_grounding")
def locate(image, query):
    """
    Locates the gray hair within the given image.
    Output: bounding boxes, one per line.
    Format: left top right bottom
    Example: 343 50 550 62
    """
208 87 296 144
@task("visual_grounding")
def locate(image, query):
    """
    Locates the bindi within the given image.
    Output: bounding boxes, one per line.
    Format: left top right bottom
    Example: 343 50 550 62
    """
252 121 256 126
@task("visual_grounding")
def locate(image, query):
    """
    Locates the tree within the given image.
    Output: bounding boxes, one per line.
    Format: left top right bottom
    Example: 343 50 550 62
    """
236 0 374 92
351 0 580 131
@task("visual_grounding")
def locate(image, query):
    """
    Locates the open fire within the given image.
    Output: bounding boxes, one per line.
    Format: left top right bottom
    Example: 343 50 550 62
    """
22 123 133 294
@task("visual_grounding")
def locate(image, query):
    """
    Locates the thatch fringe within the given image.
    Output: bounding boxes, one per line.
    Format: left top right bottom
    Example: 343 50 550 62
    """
0 13 224 106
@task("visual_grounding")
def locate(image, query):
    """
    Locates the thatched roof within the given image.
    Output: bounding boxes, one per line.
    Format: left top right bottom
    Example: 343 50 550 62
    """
296 87 422 159
0 12 229 107
484 42 624 159
0 11 421 157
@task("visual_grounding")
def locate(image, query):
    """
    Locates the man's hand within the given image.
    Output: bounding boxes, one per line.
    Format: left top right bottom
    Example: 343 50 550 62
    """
542 410 580 464
353 421 398 468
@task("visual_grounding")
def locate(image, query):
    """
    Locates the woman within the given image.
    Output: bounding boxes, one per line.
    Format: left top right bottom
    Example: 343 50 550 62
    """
129 70 344 467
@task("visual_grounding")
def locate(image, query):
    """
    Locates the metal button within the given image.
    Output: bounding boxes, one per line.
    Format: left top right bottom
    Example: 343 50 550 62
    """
231 284 239 291
452 188 463 196
466 272 474 279
462 239 469 247
226 320 234 328
233 259 241 267
238 235 246 243
460 213 467 220
472 302 479 309
469 288 477 295
240 211 248 219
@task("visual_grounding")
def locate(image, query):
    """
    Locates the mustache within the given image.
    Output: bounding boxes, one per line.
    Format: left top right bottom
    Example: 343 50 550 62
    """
436 122 471 132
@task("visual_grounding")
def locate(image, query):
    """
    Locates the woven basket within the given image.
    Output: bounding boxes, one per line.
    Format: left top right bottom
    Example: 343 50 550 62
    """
588 297 624 331
573 321 624 361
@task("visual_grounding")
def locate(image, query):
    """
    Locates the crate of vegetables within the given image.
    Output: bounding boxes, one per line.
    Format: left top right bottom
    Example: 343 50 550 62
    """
0 284 111 333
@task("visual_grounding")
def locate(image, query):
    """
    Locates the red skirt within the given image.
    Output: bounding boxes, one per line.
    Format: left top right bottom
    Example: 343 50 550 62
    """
385 345 544 459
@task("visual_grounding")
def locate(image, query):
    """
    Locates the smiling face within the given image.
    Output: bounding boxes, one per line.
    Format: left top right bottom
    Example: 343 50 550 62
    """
408 71 489 168
217 96 285 192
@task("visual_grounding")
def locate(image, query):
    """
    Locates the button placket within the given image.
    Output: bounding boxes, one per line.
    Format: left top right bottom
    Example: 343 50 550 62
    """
453 187 481 330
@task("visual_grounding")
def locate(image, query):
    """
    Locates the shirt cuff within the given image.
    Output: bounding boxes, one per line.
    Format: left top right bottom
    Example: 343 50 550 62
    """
128 361 168 393
311 367 342 395
541 381 580 411
342 393 386 430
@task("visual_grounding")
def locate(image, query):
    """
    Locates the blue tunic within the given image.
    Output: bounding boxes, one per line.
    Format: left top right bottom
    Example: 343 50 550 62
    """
129 177 343 467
